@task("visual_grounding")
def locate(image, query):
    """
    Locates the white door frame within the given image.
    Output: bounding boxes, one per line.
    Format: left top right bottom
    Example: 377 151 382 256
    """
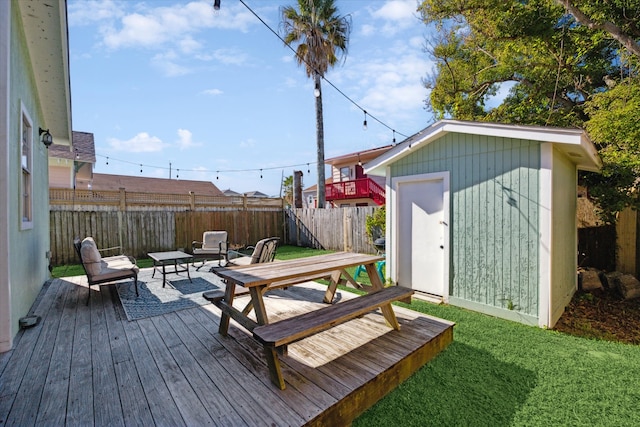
388 172 450 300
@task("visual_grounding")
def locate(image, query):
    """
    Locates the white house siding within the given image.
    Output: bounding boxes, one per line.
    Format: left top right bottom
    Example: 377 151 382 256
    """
549 147 578 326
390 132 541 319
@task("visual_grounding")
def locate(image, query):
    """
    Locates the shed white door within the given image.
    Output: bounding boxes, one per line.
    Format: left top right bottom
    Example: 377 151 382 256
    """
395 174 448 296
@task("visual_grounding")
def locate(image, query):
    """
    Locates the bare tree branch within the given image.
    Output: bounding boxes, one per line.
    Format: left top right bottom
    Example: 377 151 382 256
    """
556 0 640 58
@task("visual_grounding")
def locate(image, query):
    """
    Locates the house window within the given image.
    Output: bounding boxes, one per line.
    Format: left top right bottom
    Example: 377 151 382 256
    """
339 166 350 181
20 108 33 228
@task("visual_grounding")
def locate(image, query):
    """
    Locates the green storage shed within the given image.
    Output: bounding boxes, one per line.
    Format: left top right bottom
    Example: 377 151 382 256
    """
366 120 601 328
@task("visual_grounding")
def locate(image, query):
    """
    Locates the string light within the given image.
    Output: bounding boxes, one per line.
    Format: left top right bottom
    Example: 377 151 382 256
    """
106 157 109 165
237 0 410 140
260 169 263 179
177 169 179 179
362 111 368 131
216 171 219 180
392 130 396 145
140 164 143 173
307 163 310 174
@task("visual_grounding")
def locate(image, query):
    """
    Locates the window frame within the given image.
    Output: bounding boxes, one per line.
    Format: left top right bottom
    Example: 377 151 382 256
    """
20 104 33 230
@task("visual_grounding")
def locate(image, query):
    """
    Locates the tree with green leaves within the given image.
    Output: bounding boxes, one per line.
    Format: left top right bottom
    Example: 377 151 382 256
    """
282 174 294 207
281 0 351 208
418 0 640 221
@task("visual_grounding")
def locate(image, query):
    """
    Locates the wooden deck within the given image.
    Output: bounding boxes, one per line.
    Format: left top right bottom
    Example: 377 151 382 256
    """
0 270 454 426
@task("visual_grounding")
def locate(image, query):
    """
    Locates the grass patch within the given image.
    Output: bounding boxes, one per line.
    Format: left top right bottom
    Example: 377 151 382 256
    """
354 299 640 426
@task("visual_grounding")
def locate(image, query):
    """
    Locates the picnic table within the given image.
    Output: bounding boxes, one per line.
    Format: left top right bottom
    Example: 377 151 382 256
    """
207 252 414 389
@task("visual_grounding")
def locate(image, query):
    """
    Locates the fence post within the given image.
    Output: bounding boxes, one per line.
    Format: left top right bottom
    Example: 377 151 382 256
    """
189 191 195 211
119 187 126 211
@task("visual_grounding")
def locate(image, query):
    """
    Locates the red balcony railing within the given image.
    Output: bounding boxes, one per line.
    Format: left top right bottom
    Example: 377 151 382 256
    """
325 178 385 205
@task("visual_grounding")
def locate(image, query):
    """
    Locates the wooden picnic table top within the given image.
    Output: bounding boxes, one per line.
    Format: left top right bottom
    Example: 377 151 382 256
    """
213 252 384 288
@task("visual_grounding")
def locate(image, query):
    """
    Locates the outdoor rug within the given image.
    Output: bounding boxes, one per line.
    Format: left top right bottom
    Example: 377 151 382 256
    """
116 269 223 321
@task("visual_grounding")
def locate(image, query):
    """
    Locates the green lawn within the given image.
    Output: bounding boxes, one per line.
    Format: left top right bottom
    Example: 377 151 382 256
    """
52 246 639 426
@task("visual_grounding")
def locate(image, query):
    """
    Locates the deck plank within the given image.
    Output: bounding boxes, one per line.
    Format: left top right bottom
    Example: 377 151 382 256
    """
0 280 61 423
0 273 454 427
36 279 80 426
102 286 156 427
90 285 126 427
120 312 186 426
66 280 95 426
4 278 68 426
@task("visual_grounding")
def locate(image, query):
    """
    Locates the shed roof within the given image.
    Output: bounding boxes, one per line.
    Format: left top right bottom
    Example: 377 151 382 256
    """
365 120 602 175
91 173 224 196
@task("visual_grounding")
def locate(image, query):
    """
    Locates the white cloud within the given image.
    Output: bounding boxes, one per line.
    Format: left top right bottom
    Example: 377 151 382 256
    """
365 0 421 36
68 0 124 26
240 138 256 149
176 129 200 150
203 88 224 96
151 51 191 77
212 48 249 66
107 132 166 152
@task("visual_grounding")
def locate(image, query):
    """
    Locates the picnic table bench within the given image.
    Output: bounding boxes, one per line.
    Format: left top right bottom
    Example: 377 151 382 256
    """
207 252 414 389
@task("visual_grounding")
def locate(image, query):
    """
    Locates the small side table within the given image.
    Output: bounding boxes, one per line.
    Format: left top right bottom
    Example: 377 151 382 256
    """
148 251 194 288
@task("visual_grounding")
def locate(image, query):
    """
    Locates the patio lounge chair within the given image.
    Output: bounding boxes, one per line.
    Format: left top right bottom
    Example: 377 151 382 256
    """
226 237 279 266
73 237 139 304
192 231 229 270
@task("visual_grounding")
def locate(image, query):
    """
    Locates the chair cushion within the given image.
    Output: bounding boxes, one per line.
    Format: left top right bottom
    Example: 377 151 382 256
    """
203 231 227 250
80 237 103 277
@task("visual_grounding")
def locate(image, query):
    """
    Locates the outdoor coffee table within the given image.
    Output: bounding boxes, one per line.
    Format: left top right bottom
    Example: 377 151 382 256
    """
148 250 194 288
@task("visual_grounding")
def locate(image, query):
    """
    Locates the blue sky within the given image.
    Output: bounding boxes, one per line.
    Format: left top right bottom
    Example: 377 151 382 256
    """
68 0 436 196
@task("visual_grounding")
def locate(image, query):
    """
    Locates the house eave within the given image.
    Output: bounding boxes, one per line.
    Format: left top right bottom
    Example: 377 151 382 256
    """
19 0 72 146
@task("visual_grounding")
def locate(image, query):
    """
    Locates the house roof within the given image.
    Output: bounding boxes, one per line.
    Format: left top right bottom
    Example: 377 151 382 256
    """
365 120 602 176
91 173 224 196
18 0 72 146
244 191 269 198
49 131 96 163
325 145 394 166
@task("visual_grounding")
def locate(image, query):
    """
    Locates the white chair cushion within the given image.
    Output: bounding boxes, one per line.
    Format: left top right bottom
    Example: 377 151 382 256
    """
203 231 228 251
80 237 103 277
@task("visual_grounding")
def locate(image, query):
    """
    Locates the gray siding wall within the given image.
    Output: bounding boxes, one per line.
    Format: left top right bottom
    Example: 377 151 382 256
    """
390 133 541 317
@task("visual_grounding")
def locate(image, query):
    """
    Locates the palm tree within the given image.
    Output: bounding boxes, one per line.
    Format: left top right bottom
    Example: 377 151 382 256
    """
281 0 351 208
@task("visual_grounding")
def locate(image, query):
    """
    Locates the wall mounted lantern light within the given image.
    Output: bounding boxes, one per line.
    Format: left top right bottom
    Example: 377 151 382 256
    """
39 127 53 148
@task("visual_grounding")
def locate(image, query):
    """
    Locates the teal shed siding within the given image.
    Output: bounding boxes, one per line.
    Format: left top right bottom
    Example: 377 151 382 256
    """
390 133 541 317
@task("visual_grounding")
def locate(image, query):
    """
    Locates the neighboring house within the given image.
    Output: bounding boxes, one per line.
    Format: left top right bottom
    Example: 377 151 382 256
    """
302 179 331 208
1 0 72 352
244 190 269 198
366 120 602 329
48 130 95 189
324 145 392 207
223 189 241 196
90 173 224 196
224 189 270 197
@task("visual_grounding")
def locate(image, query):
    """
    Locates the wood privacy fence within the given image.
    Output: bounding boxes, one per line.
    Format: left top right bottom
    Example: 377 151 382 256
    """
50 189 286 265
49 189 382 265
285 207 380 254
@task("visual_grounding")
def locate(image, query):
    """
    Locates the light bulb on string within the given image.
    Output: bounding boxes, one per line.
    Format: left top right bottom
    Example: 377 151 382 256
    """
392 130 396 145
216 171 219 180
307 163 310 174
140 164 143 174
106 157 109 165
362 111 368 131
176 169 179 179
314 83 320 98
260 169 263 179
